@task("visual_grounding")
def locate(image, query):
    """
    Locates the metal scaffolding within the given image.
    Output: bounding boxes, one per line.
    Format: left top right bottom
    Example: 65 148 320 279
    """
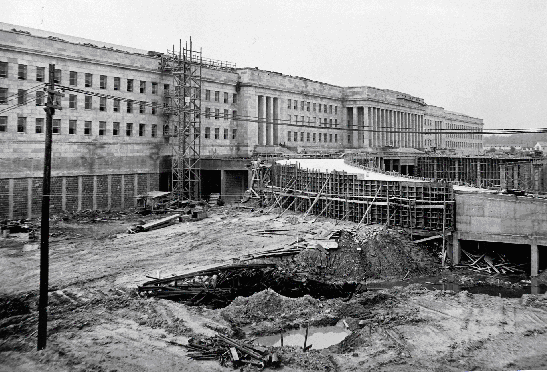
161 39 202 201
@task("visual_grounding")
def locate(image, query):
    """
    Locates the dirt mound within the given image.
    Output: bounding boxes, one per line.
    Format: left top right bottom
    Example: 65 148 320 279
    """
281 225 438 282
221 289 323 328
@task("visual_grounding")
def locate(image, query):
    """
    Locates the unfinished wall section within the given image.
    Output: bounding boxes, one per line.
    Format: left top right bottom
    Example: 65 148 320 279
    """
270 163 454 232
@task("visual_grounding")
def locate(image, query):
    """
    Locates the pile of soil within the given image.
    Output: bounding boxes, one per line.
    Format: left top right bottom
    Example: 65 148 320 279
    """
281 225 438 282
220 289 340 333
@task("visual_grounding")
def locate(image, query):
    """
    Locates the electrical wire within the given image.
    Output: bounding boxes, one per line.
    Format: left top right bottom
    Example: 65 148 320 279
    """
0 83 47 103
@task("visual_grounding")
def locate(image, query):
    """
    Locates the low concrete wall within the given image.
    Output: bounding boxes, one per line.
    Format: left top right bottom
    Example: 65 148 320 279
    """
455 193 547 246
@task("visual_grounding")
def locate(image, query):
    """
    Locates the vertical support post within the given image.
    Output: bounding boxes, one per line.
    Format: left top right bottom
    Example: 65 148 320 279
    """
93 176 97 210
27 178 33 219
107 174 112 210
8 178 14 220
121 174 125 209
38 63 55 350
61 177 67 211
531 238 539 277
77 176 82 211
452 232 461 265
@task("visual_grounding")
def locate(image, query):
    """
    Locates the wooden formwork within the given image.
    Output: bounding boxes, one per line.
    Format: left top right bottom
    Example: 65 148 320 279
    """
501 159 547 194
270 164 455 232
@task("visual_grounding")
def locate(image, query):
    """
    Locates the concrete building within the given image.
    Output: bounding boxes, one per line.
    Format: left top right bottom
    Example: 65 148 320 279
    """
0 23 484 219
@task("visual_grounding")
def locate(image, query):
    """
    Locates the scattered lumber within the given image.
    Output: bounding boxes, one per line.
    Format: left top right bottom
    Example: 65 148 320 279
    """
128 214 181 234
459 250 524 274
175 333 279 368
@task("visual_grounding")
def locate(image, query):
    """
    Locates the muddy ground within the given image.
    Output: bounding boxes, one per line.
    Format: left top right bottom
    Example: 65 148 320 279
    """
1 206 547 371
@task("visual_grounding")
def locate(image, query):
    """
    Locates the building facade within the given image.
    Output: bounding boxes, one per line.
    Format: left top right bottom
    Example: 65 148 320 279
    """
0 23 484 219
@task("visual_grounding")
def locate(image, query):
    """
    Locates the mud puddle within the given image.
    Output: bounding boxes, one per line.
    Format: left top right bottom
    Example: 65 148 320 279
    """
255 322 351 350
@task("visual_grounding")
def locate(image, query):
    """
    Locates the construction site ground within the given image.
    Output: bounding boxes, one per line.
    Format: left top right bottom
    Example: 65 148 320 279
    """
1 207 547 372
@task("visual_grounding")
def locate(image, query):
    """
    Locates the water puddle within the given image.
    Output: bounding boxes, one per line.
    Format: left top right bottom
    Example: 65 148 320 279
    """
367 276 547 297
255 323 351 350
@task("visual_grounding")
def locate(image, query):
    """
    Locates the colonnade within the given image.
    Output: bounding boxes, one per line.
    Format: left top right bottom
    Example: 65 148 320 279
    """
349 106 424 149
257 95 279 146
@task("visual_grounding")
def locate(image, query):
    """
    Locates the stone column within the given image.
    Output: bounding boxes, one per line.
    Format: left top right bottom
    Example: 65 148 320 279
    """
379 109 384 147
266 96 272 146
257 95 265 145
273 97 279 145
372 108 377 147
364 106 371 148
531 238 539 277
354 106 360 148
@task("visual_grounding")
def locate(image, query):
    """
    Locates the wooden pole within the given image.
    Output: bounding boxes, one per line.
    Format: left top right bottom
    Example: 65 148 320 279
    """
38 64 55 350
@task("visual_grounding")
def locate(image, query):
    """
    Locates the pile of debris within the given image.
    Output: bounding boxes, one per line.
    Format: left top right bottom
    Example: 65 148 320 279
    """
138 263 358 308
457 250 526 274
174 333 279 369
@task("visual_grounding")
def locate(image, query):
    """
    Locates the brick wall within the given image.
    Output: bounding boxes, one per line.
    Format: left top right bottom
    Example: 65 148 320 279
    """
111 175 122 210
96 175 109 210
137 174 148 196
65 177 78 212
12 178 28 219
149 173 159 191
0 179 10 220
51 177 63 215
30 178 43 217
123 175 135 208
81 176 94 210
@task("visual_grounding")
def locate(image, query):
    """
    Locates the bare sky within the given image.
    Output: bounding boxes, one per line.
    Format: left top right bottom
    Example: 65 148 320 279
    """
3 0 546 130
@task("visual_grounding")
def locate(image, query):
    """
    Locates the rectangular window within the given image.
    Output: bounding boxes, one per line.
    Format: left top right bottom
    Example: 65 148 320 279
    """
126 123 132 136
0 62 7 78
318 104 321 112
232 110 237 120
288 131 292 141
288 99 291 109
127 79 133 92
324 133 327 142
307 133 310 142
223 109 228 120
114 77 120 90
163 124 170 136
70 71 78 86
36 66 45 82
223 128 228 140
324 105 327 113
54 69 61 84
300 132 304 141
307 102 310 111
335 134 338 142
36 91 45 106
301 116 304 124
293 131 297 142
100 97 106 111
294 115 298 123
204 127 210 139
35 118 44 133
151 82 157 94
205 107 211 118
324 118 327 126
215 108 219 120
301 101 304 110
318 133 321 142
348 134 351 144
18 64 27 80
214 91 219 102
84 121 92 135
313 103 316 112
329 134 333 142
335 106 338 115
223 92 228 104
313 133 316 142
0 88 7 104
127 101 132 113
335 119 338 126
138 101 145 114
329 119 333 127
69 120 77 134
0 116 7 132
163 84 170 96
18 89 26 105
139 123 145 137
113 122 120 136
99 121 106 136
329 105 333 114
205 90 211 101
232 93 237 103
152 102 157 115
100 75 107 89
151 124 157 138
214 127 220 139
232 128 237 139
294 100 297 110
17 117 26 133
140 80 146 93
85 96 92 110
52 119 60 134
113 98 120 112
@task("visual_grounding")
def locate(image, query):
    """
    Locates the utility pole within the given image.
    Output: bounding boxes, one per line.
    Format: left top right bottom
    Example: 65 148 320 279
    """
37 64 57 350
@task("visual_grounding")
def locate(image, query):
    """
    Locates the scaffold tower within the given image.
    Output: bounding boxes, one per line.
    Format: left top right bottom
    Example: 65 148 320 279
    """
161 39 202 201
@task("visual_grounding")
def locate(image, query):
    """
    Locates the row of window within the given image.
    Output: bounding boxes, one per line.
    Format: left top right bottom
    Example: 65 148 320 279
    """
204 90 237 104
0 61 168 95
287 99 338 115
287 130 338 143
0 116 239 141
288 115 338 127
204 108 237 120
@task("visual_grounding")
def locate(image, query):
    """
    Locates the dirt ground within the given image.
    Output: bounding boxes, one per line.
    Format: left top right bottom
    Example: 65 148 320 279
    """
1 206 547 372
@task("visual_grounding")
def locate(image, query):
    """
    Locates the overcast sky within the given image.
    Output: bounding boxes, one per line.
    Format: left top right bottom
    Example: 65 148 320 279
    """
3 0 546 130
